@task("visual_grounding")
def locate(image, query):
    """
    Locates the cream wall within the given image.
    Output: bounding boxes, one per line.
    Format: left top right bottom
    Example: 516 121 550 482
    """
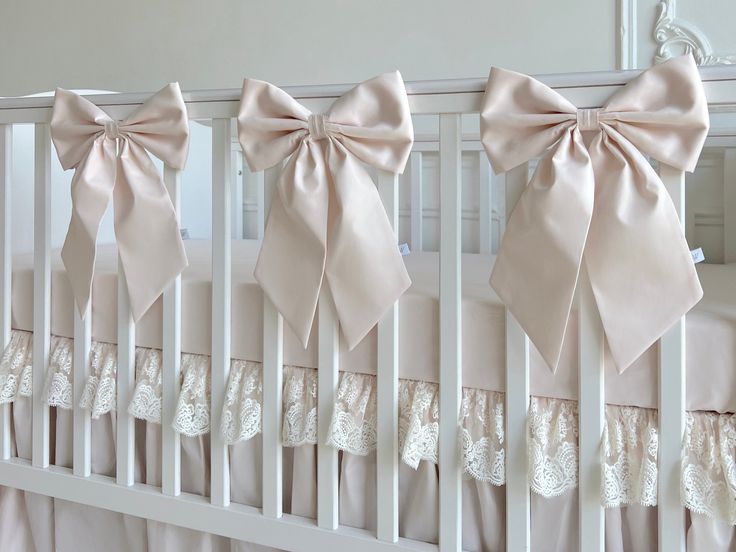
0 0 616 96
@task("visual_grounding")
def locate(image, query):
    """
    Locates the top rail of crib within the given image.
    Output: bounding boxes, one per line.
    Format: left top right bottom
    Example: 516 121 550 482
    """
3 63 736 123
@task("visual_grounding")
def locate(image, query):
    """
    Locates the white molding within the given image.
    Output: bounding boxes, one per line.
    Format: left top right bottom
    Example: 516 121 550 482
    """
654 0 736 65
617 0 638 70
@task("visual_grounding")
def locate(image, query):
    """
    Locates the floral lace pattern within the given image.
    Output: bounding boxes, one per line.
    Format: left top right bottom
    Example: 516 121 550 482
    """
43 336 75 409
79 341 118 418
7 329 736 524
0 330 33 403
221 360 262 444
602 405 658 507
282 366 318 447
528 397 578 497
172 353 211 436
128 348 163 423
682 411 736 525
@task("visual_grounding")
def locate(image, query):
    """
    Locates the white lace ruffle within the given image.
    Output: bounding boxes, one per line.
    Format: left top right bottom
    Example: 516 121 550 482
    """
0 331 33 403
6 329 736 524
682 411 736 525
602 405 658 507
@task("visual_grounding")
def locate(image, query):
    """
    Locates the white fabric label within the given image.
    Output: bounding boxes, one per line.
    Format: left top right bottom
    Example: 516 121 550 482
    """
399 243 410 256
690 248 705 264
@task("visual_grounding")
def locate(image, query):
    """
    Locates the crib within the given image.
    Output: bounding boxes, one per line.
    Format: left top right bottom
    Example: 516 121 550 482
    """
0 62 734 552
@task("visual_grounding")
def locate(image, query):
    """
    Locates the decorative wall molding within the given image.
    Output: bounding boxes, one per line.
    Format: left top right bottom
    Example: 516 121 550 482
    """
654 0 736 65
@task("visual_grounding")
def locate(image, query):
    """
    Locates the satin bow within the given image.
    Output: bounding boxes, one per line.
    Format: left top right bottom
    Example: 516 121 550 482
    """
51 84 190 321
237 72 414 348
481 55 709 373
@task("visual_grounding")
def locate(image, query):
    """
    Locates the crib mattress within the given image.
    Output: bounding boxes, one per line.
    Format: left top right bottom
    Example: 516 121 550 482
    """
10 239 736 412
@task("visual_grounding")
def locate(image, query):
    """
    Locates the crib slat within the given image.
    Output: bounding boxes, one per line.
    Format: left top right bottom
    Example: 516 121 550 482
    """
32 123 51 469
438 113 462 551
231 150 244 239
0 125 11 460
211 118 233 508
724 149 736 263
262 166 283 519
73 307 91 477
117 259 136 486
578 265 605 552
317 286 339 531
410 152 423 252
376 169 400 543
162 165 182 496
478 153 492 254
503 163 531 552
255 169 266 240
658 164 686 552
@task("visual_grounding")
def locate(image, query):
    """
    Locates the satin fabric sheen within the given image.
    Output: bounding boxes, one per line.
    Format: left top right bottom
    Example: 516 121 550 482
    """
237 72 414 349
50 84 190 322
481 55 709 373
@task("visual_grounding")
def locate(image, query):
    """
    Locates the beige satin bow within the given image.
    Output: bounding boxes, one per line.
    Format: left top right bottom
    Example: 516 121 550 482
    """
481 55 709 373
237 72 414 348
51 84 190 321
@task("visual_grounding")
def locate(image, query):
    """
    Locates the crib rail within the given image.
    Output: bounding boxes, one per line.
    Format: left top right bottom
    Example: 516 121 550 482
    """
1 64 736 552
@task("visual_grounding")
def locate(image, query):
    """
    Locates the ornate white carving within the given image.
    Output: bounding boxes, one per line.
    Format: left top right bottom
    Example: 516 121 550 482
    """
654 0 736 65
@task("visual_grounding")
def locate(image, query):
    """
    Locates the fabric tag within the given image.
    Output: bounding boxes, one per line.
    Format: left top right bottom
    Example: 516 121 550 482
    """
690 248 705 264
399 243 410 256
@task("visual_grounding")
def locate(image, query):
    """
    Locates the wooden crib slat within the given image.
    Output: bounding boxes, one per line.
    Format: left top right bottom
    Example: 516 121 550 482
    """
724 149 736 263
211 118 233 508
438 113 462 551
32 123 51 469
231 149 244 240
0 125 11 460
503 163 531 552
73 307 91 477
578 265 605 552
658 164 687 552
317 287 339 531
376 169 400 543
410 152 423 253
162 165 182 496
117 259 136 486
478 153 493 255
262 166 283 519
254 169 266 240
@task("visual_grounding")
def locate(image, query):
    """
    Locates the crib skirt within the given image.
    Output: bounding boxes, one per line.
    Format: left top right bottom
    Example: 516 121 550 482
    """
1 397 734 552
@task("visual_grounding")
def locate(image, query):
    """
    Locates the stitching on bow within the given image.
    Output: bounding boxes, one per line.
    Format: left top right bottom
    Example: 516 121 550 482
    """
307 113 329 140
576 108 602 131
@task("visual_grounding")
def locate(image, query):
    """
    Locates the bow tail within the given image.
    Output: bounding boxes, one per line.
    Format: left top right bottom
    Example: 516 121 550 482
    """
114 140 188 321
490 131 595 372
585 131 703 373
324 143 411 350
254 142 330 347
61 139 117 318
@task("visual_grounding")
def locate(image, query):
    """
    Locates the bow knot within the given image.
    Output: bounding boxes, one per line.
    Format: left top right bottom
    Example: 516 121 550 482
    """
51 83 190 322
104 119 121 140
576 108 601 131
481 55 709 373
238 72 414 348
307 113 329 140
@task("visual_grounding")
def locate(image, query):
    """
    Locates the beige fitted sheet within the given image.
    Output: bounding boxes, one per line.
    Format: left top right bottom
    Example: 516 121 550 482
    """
10 239 736 411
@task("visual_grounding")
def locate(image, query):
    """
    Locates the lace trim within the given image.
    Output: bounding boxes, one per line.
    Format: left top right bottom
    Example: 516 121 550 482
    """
79 341 118 418
282 366 317 447
221 360 262 445
528 397 578 497
682 411 736 525
0 330 33 403
172 353 211 437
43 336 75 409
128 348 162 423
602 405 658 507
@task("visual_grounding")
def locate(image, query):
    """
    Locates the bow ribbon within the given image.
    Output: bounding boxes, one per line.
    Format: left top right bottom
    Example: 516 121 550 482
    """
51 83 190 321
480 55 709 373
237 72 414 348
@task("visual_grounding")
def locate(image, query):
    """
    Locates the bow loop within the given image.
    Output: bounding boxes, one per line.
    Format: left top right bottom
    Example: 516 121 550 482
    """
50 84 190 322
599 55 709 172
481 55 709 373
238 72 413 349
481 67 578 174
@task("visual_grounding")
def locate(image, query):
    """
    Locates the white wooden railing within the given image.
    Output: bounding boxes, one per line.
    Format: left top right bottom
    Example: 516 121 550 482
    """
0 65 735 552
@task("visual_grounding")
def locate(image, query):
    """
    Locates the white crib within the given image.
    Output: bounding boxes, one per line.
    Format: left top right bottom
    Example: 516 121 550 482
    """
0 65 735 552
